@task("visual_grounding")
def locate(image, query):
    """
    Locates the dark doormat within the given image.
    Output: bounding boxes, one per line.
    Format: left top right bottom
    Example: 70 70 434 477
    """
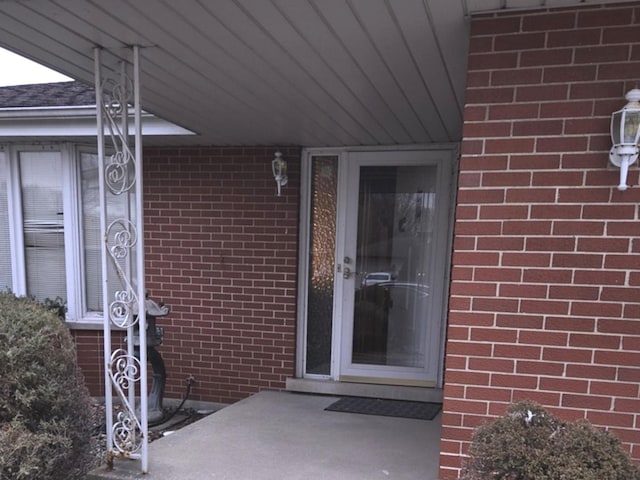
325 396 441 421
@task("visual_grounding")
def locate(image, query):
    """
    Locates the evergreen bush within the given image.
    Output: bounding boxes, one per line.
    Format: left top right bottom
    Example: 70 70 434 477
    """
0 292 94 480
461 400 640 480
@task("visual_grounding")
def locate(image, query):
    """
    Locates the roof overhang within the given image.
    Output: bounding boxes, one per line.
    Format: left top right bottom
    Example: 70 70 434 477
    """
0 0 635 147
0 105 195 145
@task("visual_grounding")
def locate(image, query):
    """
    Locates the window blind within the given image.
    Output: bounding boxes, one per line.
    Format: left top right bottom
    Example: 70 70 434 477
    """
0 153 12 292
19 151 66 302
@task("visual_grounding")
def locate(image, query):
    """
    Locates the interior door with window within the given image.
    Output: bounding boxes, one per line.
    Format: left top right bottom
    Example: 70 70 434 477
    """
338 151 449 386
301 148 453 388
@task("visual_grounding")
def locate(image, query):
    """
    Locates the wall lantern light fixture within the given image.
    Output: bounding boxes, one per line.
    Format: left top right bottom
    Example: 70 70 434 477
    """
610 89 640 191
272 151 288 196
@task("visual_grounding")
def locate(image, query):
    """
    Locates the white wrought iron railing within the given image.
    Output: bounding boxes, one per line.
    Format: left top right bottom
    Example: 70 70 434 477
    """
94 45 149 473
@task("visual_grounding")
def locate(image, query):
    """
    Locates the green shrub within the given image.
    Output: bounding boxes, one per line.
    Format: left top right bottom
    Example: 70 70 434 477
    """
0 293 94 480
462 400 640 480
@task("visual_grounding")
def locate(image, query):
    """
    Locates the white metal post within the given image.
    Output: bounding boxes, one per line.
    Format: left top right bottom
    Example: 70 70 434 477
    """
133 45 149 473
94 46 114 457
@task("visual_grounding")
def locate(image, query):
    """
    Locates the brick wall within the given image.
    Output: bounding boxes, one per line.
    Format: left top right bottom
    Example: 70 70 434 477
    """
440 3 640 478
75 146 300 404
73 330 123 397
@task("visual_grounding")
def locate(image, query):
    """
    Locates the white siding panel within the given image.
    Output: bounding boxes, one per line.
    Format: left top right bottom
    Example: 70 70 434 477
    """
236 0 385 145
390 0 465 140
349 0 446 142
276 0 414 144
313 0 434 143
212 0 371 145
160 0 339 145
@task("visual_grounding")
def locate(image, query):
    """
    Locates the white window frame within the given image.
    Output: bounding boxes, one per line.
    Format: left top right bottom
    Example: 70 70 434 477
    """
0 142 107 328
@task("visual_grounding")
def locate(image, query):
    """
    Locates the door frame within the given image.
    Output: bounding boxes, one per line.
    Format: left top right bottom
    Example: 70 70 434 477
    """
295 145 458 389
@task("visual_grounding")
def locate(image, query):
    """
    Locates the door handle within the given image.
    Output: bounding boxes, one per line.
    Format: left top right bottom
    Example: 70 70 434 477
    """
343 267 366 280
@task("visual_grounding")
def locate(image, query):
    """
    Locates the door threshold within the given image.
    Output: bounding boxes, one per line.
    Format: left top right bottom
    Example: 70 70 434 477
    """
286 377 443 403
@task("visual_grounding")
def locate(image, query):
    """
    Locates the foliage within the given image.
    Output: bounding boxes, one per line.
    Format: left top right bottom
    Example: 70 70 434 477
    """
461 400 640 480
39 296 67 320
0 293 93 480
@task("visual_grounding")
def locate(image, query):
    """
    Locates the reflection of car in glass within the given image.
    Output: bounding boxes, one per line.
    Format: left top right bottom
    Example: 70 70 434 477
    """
376 282 430 299
363 272 393 286
356 282 429 306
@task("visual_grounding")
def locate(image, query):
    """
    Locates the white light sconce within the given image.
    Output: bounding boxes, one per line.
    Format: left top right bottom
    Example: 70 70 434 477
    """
272 151 288 196
610 89 640 191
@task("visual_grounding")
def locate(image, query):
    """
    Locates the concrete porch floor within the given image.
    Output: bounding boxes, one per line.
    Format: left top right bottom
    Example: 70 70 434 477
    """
86 390 442 480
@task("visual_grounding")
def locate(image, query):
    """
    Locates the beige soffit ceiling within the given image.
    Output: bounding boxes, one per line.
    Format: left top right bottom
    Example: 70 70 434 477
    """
0 0 633 147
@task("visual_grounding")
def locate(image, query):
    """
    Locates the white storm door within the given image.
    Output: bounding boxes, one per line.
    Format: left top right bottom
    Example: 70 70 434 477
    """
338 150 451 386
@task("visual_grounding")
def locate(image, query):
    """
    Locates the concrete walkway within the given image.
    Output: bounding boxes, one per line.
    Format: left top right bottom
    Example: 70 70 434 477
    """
87 390 442 480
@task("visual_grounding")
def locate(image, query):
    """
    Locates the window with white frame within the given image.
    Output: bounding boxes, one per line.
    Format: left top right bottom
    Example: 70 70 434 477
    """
0 144 126 326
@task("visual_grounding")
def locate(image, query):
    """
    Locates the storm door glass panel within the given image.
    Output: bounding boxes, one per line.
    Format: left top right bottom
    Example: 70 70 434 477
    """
80 152 129 313
20 151 66 302
305 156 338 375
0 152 12 291
352 165 436 368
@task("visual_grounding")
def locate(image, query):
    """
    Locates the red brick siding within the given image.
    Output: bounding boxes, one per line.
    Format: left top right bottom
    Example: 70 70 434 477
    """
74 146 300 405
441 4 640 478
73 330 126 396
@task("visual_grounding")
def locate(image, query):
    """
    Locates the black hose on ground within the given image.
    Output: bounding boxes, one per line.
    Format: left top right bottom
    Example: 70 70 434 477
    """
149 376 194 427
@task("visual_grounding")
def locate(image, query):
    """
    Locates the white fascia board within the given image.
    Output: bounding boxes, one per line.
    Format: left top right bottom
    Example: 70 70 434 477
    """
0 106 195 137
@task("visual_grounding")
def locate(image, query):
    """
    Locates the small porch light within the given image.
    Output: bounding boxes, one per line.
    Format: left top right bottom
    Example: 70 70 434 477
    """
610 89 640 191
272 151 288 196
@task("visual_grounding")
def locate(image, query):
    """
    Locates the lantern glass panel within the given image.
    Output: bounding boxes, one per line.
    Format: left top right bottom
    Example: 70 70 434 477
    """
611 110 623 144
624 110 640 144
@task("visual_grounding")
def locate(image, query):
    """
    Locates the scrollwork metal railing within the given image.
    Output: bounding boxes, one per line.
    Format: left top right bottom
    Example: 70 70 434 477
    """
109 349 144 454
95 45 149 472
